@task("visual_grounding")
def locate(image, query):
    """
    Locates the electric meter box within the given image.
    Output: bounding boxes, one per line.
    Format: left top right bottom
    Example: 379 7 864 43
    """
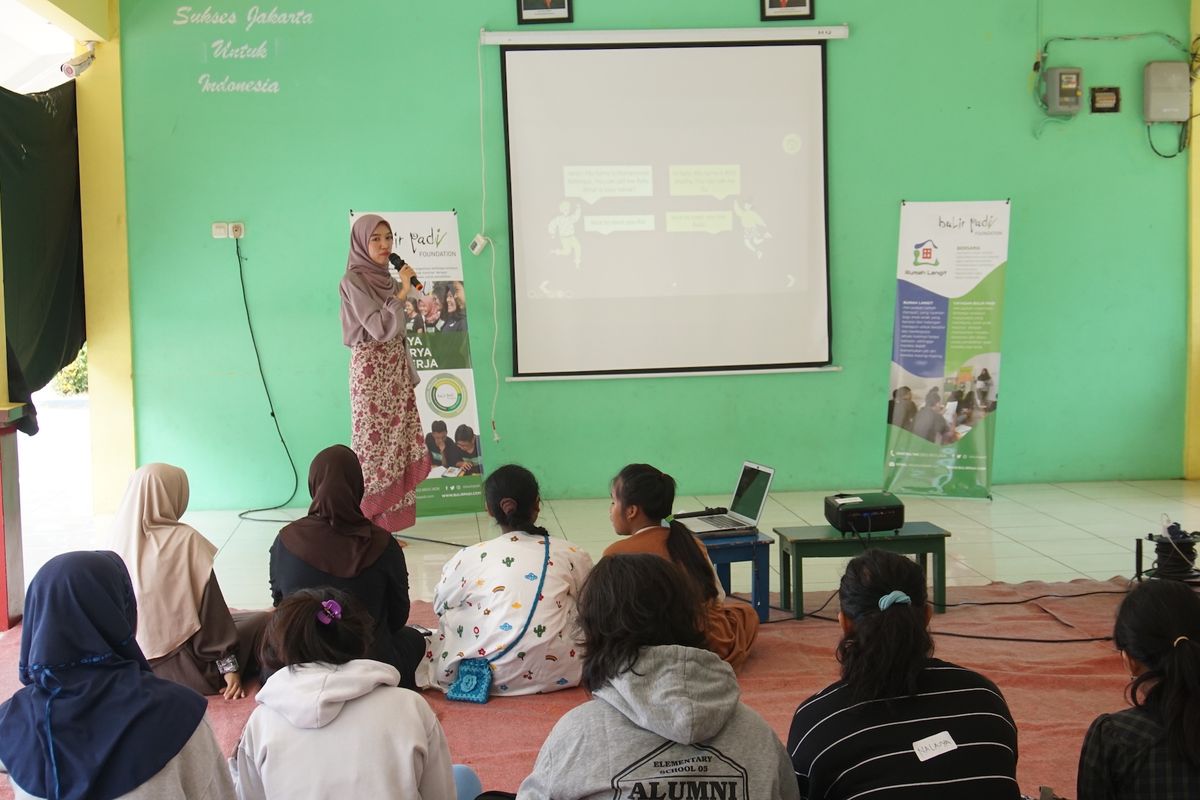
1144 61 1191 123
1043 67 1083 116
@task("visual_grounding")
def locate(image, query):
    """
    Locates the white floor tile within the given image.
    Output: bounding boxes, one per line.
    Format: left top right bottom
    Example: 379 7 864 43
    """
19 477 1200 609
1022 538 1132 558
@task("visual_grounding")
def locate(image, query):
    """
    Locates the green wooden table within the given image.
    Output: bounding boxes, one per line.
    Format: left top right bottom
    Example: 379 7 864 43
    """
772 522 950 618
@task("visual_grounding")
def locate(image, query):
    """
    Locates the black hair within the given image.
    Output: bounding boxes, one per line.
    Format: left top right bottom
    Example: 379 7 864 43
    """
836 549 933 703
612 463 675 521
431 420 447 434
578 554 706 692
454 424 475 443
260 588 374 672
483 464 548 536
611 464 719 604
665 521 720 604
1114 579 1200 767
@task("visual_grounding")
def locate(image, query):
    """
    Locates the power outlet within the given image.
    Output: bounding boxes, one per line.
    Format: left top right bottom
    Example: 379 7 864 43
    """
230 222 245 239
212 222 229 239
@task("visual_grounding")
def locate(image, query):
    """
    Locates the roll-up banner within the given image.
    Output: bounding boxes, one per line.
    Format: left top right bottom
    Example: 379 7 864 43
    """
883 200 1010 498
351 210 485 516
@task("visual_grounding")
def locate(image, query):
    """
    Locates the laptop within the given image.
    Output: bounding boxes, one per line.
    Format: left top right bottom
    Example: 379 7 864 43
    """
678 461 775 537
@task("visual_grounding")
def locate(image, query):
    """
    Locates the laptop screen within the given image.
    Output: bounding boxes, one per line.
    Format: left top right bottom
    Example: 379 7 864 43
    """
729 464 773 521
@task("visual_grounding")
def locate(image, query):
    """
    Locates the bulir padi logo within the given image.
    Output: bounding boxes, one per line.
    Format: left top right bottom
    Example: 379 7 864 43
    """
400 226 458 258
426 373 468 417
912 239 940 267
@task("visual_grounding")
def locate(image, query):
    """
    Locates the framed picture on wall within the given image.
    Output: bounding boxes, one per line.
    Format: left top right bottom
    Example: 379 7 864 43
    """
761 0 814 21
517 0 573 24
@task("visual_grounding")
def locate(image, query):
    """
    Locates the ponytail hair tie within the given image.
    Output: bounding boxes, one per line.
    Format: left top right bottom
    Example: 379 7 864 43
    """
878 590 912 611
316 599 342 625
1174 636 1190 648
498 497 518 517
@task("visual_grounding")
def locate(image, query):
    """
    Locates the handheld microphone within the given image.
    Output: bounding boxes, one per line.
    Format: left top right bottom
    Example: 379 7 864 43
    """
388 253 424 293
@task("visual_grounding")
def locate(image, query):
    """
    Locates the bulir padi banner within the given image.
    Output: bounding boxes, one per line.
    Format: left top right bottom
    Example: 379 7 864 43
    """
350 210 485 516
883 200 1010 498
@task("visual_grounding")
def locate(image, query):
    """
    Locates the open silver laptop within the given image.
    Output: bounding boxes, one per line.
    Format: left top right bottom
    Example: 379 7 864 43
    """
678 461 775 537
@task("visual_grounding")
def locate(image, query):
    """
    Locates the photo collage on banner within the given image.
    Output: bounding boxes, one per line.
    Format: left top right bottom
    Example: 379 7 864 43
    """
883 200 1010 498
350 211 484 515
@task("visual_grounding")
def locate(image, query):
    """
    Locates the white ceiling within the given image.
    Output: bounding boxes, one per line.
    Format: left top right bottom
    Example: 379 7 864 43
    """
0 0 75 94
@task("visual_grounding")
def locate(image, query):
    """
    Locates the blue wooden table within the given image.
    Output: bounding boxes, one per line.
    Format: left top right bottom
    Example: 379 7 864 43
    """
699 531 773 623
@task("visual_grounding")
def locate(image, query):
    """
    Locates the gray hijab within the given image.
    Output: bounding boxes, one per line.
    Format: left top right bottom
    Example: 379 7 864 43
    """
346 213 396 303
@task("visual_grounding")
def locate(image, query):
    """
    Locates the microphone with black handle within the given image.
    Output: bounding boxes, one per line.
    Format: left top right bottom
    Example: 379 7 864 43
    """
388 253 425 293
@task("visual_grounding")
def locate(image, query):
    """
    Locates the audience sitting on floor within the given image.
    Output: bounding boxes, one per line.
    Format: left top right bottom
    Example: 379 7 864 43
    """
231 587 478 800
269 445 426 688
9 455 1200 800
0 551 235 800
1077 578 1200 799
603 462 759 670
111 463 267 700
427 463 593 696
516 553 800 799
787 549 1020 799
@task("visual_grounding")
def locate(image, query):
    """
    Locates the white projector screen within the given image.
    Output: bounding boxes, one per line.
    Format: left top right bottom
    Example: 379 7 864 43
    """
502 42 831 377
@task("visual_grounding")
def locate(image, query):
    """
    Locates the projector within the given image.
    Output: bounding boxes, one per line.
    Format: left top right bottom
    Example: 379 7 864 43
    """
824 492 905 534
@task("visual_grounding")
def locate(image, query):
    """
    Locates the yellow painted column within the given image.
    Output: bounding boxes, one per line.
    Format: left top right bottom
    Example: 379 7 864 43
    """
75 0 137 511
1189 0 1200 478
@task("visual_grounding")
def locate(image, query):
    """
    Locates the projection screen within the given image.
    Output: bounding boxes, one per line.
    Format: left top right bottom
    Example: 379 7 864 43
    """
502 41 831 377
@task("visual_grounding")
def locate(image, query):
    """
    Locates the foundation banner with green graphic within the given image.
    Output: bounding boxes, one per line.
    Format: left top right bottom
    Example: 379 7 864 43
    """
883 200 1009 498
351 210 484 516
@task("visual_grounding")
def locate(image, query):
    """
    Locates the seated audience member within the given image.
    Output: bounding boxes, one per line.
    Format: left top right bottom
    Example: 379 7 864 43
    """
788 549 1019 799
429 464 592 696
232 588 470 800
426 420 463 468
517 554 799 799
603 463 758 670
452 424 482 474
912 398 953 444
269 445 425 689
889 386 917 430
957 389 980 426
112 463 266 699
0 551 233 800
1077 579 1200 799
943 389 961 427
975 368 994 406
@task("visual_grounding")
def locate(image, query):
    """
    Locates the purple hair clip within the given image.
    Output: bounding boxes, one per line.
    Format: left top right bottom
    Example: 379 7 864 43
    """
316 599 342 625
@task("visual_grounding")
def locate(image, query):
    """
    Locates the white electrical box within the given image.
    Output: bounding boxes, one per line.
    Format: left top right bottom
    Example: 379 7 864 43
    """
1144 61 1190 123
1043 67 1083 116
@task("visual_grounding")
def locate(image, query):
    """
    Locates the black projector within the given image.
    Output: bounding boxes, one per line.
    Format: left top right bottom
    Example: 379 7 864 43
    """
824 492 905 534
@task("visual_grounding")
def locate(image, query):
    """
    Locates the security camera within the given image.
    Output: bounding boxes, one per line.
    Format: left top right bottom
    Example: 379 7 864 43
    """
61 44 96 79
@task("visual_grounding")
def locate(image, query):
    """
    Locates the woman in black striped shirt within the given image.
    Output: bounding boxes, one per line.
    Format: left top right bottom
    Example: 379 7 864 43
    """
787 549 1020 799
1077 579 1200 799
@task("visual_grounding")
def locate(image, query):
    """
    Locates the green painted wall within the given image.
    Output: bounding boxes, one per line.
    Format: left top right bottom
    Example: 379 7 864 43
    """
119 0 1188 509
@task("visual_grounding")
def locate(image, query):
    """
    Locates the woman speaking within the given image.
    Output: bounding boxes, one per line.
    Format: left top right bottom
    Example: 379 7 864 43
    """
339 214 430 531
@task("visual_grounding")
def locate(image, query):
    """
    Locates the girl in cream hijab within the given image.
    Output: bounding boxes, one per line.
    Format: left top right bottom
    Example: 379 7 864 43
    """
111 463 266 699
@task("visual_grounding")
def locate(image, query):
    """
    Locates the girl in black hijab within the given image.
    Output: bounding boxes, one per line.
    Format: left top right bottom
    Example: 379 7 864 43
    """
269 444 426 688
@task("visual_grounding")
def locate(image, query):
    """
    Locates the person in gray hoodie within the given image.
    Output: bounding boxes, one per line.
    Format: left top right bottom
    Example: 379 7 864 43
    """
516 554 799 800
230 588 466 800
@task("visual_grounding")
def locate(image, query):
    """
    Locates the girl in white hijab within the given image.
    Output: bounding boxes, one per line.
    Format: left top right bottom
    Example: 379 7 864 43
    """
111 463 267 699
